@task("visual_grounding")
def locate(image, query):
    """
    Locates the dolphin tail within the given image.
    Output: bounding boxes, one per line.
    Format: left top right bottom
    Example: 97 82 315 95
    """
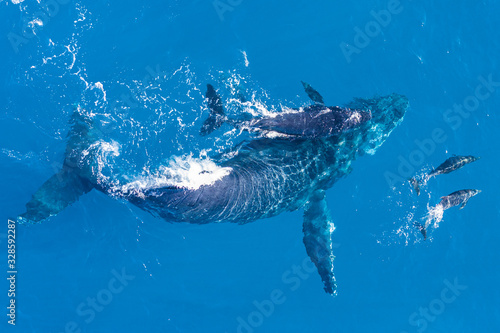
414 222 427 240
200 84 226 136
408 177 421 196
17 107 96 224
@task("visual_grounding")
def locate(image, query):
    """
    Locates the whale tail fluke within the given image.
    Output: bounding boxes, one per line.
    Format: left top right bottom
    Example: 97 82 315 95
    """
17 107 96 224
200 84 226 136
18 168 94 224
409 177 421 196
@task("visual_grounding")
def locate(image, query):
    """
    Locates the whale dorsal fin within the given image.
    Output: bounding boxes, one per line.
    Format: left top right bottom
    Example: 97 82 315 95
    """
301 81 325 105
302 189 337 295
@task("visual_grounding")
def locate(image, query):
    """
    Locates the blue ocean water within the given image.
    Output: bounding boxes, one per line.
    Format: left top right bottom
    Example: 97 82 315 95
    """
1 0 499 332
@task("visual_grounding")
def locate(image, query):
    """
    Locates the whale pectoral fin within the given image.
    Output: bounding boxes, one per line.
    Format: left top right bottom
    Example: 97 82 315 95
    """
301 81 325 105
302 189 337 295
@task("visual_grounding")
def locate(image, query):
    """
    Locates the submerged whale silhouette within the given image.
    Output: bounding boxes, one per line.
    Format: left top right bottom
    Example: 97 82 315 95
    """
16 83 409 295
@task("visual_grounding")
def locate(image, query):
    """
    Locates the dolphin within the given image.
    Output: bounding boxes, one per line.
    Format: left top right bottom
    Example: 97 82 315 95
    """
15 83 409 295
409 155 480 195
415 189 481 239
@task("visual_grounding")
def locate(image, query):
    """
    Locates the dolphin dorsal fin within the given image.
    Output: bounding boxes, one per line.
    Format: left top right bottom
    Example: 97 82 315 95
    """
301 81 325 105
302 189 337 295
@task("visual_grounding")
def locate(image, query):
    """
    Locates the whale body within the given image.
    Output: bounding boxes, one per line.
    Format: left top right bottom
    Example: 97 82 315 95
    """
16 83 409 295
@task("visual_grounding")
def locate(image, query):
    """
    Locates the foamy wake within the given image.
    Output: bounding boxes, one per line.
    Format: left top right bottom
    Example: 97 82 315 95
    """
118 155 232 196
424 203 444 229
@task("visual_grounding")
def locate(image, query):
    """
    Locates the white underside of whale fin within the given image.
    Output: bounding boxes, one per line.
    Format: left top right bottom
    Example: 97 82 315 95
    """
302 189 337 296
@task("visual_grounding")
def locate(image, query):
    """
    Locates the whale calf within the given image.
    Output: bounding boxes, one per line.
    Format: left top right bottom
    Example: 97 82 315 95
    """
416 189 481 239
16 83 409 295
410 155 479 195
201 83 372 138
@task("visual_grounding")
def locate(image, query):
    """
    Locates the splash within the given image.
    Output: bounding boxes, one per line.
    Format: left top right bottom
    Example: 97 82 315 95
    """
378 181 433 245
118 155 232 195
424 203 444 229
82 139 121 186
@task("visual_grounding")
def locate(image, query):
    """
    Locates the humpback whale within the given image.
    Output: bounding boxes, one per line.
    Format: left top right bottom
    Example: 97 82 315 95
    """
415 189 481 239
16 83 409 295
410 155 480 195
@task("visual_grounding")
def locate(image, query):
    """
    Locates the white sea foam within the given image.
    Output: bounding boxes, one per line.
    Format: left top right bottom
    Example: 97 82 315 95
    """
91 82 107 101
29 18 44 28
0 148 37 162
261 130 291 139
120 155 232 194
425 204 444 229
82 139 121 186
240 50 250 67
238 99 282 118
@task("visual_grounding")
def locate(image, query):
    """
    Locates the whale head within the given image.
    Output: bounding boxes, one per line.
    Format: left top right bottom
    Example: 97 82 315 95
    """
467 155 480 163
345 93 409 156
